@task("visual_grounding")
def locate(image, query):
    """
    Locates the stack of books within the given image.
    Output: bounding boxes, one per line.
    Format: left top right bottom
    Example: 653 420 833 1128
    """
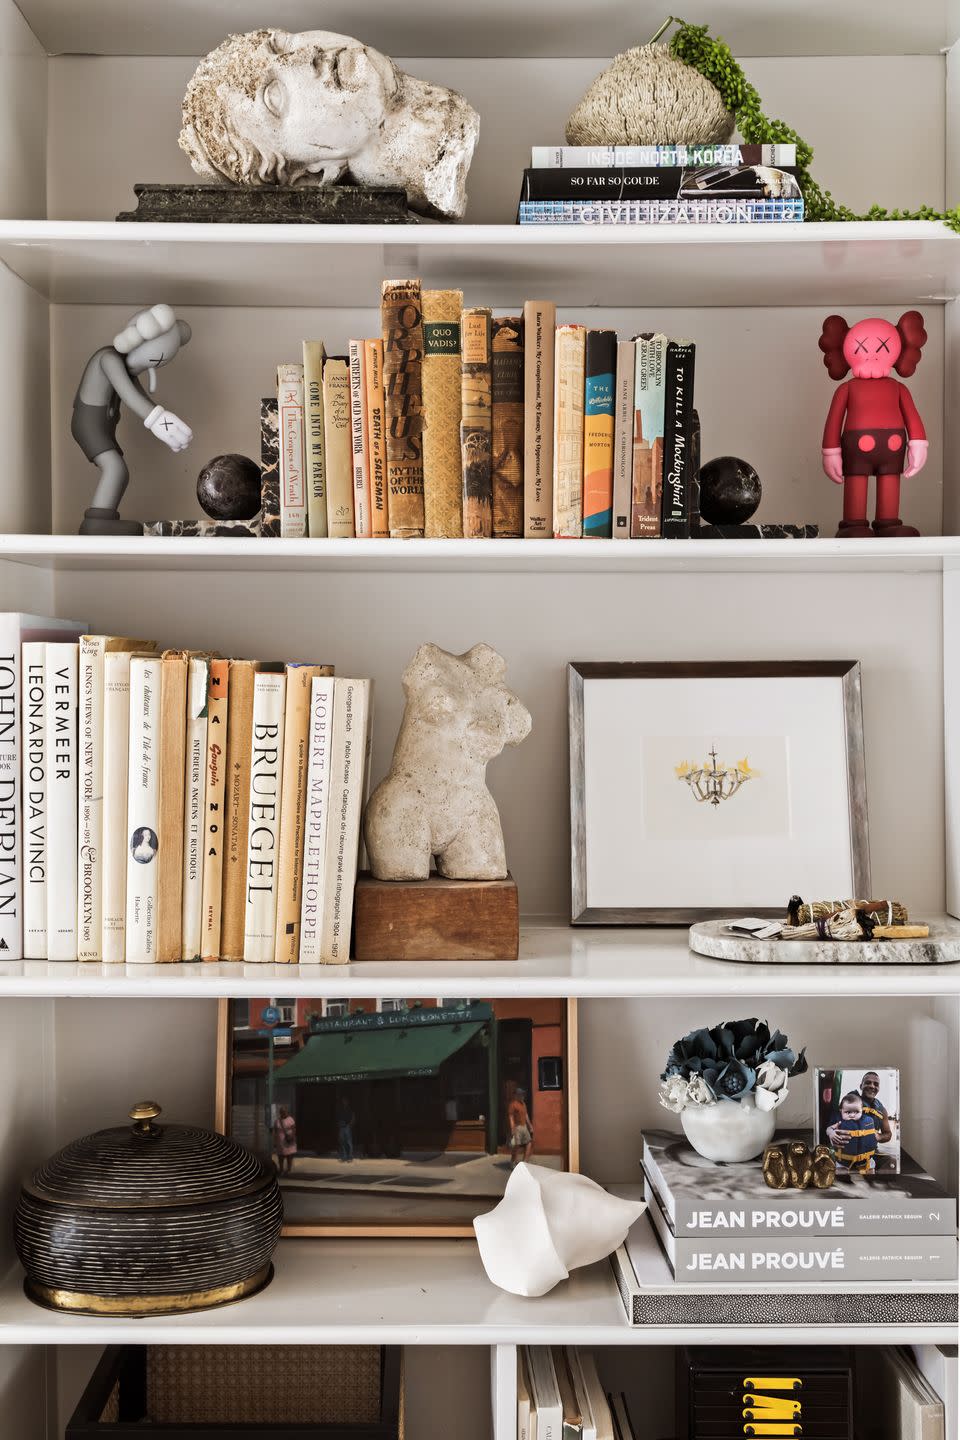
518 142 805 225
0 612 372 964
605 1129 958 1327
519 1347 635 1440
147 279 701 542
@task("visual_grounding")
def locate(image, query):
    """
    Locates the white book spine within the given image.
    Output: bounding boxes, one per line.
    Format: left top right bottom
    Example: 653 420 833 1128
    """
45 643 78 961
278 362 307 538
319 678 371 963
298 675 336 963
348 339 371 538
181 656 207 961
77 636 104 959
21 643 46 959
101 650 132 963
124 656 161 963
0 628 21 959
243 670 286 961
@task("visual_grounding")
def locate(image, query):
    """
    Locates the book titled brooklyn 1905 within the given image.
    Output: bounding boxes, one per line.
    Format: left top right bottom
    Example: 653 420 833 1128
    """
381 279 425 537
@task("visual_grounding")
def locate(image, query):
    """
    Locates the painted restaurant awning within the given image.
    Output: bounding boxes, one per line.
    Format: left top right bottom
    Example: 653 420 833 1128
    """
274 1004 492 1086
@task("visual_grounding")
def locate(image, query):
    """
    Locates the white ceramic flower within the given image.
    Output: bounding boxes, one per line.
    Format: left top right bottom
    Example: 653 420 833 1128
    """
658 1074 690 1113
685 1073 717 1107
755 1060 790 1111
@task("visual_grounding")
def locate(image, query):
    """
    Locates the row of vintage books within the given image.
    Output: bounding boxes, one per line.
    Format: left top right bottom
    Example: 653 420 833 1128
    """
519 141 805 225
228 282 699 542
0 614 371 964
519 1347 635 1440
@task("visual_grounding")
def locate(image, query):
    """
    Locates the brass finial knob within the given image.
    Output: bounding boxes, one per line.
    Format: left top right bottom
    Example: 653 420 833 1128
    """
129 1101 162 1136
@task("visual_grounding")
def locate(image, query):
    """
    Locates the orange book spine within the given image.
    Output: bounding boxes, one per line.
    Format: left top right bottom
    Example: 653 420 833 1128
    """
363 339 389 538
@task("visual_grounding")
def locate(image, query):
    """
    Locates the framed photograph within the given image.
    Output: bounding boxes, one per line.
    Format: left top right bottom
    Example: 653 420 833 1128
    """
216 996 578 1237
814 1066 901 1174
568 660 869 924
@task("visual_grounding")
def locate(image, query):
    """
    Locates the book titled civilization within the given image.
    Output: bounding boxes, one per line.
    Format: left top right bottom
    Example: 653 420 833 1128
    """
421 288 464 538
460 306 493 538
491 315 524 538
522 300 555 538
381 279 426 538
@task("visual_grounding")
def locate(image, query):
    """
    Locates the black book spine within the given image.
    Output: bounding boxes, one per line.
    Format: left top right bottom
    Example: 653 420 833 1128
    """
688 407 701 533
522 167 686 201
260 396 281 537
660 342 696 538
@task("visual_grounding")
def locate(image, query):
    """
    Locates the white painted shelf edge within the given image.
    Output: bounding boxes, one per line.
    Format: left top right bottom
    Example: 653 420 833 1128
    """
1 534 958 573
0 1245 953 1347
3 919 959 996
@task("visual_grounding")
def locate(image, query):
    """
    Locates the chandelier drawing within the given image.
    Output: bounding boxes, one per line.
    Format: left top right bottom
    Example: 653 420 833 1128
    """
676 747 754 806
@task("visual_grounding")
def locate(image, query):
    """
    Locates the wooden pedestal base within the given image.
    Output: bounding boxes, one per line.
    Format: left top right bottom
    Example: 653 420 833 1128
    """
353 872 519 961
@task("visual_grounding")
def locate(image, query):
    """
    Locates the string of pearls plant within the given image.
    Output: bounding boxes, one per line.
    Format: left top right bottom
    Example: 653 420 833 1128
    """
662 17 960 234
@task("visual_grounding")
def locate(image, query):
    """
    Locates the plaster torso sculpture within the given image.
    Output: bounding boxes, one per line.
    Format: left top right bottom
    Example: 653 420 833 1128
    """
72 304 192 536
364 643 531 881
180 30 480 221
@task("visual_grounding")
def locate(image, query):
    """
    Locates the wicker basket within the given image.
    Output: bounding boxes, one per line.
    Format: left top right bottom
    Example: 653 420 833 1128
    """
66 1345 403 1438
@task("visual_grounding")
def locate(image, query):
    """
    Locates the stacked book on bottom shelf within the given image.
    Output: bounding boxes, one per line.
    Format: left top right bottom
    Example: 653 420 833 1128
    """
519 1347 634 1440
608 1129 958 1327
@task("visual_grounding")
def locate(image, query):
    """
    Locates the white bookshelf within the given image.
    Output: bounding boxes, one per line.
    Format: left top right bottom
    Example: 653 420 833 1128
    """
1 920 959 998
1 5 959 1439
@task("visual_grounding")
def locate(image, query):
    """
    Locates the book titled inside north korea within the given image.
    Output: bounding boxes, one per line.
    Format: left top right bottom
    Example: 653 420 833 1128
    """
642 1129 957 1236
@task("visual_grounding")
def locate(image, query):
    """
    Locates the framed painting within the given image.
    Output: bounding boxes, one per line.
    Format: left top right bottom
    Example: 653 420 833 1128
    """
216 996 578 1237
569 660 869 924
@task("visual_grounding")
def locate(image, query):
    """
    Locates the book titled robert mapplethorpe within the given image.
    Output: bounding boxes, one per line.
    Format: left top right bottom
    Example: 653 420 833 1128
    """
643 1129 957 1235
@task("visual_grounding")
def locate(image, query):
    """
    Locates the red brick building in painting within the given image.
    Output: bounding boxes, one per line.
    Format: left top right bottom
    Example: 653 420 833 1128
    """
230 997 566 1164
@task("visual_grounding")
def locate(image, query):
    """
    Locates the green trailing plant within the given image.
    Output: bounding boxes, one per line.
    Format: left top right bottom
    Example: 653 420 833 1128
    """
658 18 960 233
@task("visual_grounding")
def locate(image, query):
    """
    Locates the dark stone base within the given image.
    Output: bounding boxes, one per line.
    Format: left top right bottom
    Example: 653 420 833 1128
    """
143 518 263 537
696 522 819 539
117 183 412 224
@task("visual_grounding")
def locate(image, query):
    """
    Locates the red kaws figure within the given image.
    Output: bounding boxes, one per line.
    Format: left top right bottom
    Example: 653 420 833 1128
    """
819 311 928 538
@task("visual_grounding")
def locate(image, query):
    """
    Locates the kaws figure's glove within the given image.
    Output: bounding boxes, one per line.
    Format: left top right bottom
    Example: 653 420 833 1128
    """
144 405 192 452
821 447 844 484
903 438 928 479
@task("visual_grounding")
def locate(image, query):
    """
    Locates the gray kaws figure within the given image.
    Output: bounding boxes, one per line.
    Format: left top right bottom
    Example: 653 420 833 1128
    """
364 642 532 881
72 303 193 535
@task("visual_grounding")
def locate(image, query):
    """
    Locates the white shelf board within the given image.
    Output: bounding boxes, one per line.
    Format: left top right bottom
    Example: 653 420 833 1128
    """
0 534 958 575
0 1242 953 1347
12 0 953 59
0 222 958 308
2 921 958 997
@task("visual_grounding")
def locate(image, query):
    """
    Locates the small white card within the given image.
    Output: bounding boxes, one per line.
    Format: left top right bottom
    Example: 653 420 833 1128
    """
726 917 783 939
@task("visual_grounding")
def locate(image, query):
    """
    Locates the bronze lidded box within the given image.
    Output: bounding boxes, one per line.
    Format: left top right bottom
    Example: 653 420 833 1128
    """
14 1101 282 1316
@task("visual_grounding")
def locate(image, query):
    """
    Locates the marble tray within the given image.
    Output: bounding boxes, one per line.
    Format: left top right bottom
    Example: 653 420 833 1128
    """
689 918 960 965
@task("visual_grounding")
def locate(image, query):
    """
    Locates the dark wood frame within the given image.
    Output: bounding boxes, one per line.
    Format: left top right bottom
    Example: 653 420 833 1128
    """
216 997 580 1237
569 660 870 925
66 1345 402 1438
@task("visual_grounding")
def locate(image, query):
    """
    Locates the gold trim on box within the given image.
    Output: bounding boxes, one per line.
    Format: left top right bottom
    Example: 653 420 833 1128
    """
25 1263 272 1315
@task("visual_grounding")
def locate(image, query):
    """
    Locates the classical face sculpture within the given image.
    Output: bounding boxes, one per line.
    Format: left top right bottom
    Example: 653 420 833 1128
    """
180 29 479 220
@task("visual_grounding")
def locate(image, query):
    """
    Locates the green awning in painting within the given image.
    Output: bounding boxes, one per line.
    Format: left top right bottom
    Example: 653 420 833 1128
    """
274 1020 485 1085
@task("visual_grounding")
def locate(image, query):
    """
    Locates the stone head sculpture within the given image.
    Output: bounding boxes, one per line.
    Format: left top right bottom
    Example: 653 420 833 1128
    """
364 643 531 881
180 29 480 220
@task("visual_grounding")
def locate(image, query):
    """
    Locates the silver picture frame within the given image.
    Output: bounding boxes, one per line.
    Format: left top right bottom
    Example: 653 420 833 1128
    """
569 660 870 925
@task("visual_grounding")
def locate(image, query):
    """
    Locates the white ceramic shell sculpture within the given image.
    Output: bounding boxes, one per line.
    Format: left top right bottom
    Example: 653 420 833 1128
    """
473 1162 646 1297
